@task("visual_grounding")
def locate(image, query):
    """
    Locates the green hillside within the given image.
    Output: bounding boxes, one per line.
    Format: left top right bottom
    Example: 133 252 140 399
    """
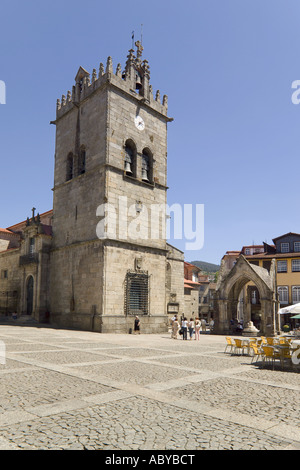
190 260 220 274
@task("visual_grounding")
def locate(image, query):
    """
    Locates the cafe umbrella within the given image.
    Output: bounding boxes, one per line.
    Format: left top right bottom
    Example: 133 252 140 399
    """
278 303 300 329
278 303 300 314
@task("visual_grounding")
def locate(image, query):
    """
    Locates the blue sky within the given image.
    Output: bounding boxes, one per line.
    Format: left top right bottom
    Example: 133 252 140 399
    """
1 0 300 265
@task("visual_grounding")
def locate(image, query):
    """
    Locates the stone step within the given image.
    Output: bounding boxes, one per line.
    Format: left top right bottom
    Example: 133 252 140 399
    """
16 315 38 324
0 315 39 325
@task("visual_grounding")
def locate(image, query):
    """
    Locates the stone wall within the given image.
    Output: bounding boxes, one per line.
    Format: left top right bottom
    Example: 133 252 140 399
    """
49 240 104 329
0 249 21 314
166 244 185 323
101 241 167 333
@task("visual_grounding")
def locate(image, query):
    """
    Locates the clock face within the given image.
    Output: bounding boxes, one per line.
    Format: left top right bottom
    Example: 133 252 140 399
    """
135 116 145 131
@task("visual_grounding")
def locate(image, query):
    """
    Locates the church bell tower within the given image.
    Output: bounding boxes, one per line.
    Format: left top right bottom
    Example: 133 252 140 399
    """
50 42 174 333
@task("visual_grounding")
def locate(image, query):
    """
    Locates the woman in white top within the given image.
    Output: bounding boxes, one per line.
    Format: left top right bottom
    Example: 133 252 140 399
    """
181 317 188 340
188 318 194 340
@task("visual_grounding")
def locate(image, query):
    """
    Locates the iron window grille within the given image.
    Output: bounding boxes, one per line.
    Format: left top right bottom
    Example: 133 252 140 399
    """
125 271 149 316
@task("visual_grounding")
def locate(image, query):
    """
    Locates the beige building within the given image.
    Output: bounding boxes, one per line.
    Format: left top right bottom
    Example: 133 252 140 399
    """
0 44 184 333
198 277 216 323
183 262 202 320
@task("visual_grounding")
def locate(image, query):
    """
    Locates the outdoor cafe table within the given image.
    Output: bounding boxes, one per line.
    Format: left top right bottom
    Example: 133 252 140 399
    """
272 343 300 368
241 338 256 355
239 337 300 357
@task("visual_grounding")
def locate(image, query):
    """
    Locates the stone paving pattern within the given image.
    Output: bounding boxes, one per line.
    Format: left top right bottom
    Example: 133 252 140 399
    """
0 325 299 450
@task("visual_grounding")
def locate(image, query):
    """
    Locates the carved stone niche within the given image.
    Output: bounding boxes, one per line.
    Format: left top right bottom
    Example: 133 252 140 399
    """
135 258 143 271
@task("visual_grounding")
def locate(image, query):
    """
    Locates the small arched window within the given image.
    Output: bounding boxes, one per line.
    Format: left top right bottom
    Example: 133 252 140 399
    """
66 153 74 181
141 148 153 183
79 146 86 175
124 140 136 177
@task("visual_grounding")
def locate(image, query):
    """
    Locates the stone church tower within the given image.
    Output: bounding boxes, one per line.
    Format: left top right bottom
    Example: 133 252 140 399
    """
49 43 181 332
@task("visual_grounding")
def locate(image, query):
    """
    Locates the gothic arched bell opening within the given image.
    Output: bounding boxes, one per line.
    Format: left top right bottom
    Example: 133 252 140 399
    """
125 146 133 174
135 73 143 90
141 154 149 182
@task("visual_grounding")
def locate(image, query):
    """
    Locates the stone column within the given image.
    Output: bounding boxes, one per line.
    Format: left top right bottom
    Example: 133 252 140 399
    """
215 300 230 334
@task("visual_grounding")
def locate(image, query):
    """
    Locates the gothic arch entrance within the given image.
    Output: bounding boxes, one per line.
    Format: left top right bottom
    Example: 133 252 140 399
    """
227 275 263 331
26 276 34 315
214 255 278 336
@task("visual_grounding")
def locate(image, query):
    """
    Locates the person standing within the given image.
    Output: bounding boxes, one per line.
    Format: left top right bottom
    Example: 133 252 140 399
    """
181 317 188 340
195 318 201 340
171 316 179 339
188 318 194 340
134 316 140 334
201 318 206 333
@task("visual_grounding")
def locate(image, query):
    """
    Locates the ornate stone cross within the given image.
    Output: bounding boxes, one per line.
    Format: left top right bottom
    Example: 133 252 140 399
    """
135 40 143 59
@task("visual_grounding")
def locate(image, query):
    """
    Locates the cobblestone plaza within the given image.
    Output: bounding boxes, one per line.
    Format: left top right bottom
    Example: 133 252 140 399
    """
0 324 299 451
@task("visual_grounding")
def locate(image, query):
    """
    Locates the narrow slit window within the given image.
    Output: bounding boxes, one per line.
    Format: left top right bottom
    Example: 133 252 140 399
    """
66 153 74 181
79 148 86 175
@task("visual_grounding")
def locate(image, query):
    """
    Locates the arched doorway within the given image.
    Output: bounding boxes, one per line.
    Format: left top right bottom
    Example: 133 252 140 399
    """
26 276 34 315
214 255 278 336
227 275 263 332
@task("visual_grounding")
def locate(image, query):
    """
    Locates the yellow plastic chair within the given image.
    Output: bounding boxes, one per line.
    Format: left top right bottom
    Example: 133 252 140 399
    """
266 337 275 346
248 338 257 346
246 338 258 355
224 337 235 354
278 346 292 370
233 338 248 355
250 343 263 363
279 337 289 346
258 337 267 346
262 346 280 369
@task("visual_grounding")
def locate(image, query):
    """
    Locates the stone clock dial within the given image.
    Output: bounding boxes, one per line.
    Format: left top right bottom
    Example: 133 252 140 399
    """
134 115 145 131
